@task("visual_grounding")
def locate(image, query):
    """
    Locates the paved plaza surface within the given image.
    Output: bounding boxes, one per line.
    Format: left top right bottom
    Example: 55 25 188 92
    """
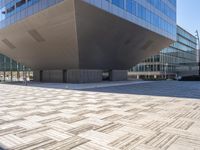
0 81 200 150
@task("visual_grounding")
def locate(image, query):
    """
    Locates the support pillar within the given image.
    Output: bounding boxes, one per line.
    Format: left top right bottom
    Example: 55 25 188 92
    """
3 71 5 82
10 71 13 82
17 71 20 81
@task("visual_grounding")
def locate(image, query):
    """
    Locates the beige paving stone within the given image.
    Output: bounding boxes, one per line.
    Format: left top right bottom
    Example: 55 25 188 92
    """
0 82 200 150
0 134 25 149
40 129 71 141
72 141 118 150
17 120 43 130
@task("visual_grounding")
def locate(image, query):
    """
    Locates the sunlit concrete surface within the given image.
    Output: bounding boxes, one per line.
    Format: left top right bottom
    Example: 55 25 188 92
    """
0 81 200 150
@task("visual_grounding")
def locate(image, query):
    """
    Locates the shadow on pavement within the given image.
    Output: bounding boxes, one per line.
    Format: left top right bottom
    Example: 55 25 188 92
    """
82 81 200 99
1 80 200 99
0 147 6 150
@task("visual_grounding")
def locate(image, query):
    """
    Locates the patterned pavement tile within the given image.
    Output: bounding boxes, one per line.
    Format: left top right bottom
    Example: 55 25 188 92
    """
0 81 200 150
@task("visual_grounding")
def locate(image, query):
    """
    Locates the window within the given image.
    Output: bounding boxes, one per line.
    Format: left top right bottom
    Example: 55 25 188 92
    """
112 0 124 9
16 0 26 8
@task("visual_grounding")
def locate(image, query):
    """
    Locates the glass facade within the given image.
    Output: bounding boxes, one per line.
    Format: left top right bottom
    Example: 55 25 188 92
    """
0 53 26 71
0 0 64 29
131 26 198 79
0 0 176 39
0 53 31 81
83 0 177 40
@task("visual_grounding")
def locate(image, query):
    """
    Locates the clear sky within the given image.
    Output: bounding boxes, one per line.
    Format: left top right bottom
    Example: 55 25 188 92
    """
177 0 200 36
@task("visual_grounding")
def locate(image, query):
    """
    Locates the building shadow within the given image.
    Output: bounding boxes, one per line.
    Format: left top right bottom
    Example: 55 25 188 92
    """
0 147 6 150
82 81 200 99
1 80 200 99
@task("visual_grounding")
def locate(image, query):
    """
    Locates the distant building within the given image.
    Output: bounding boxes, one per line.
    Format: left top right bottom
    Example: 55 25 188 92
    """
130 25 198 79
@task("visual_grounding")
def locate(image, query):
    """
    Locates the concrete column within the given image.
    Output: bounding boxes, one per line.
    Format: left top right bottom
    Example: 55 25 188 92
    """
67 69 102 83
63 70 67 83
110 70 128 81
17 71 20 81
10 71 13 82
3 71 5 82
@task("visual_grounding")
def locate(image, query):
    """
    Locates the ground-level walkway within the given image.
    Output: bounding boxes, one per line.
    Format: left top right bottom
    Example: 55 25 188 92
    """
0 81 200 150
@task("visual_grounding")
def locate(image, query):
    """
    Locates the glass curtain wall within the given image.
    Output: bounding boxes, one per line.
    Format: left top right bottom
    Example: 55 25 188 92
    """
84 0 177 40
131 26 198 79
0 0 64 29
0 53 31 81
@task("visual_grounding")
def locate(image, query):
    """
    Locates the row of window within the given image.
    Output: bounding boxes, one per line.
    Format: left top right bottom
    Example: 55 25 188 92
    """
134 63 198 73
177 35 197 49
144 55 160 62
134 54 196 72
161 47 197 61
146 0 176 21
171 42 196 53
143 49 196 64
0 0 39 21
177 27 197 43
132 26 197 73
0 0 63 28
0 54 27 71
106 0 176 35
134 63 177 72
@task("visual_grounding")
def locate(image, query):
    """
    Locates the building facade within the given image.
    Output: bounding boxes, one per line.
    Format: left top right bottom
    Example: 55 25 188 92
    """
130 25 198 79
0 53 31 81
0 0 176 82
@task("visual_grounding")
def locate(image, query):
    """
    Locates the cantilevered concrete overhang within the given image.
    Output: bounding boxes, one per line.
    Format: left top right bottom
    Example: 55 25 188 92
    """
0 0 173 71
75 0 173 70
0 0 79 70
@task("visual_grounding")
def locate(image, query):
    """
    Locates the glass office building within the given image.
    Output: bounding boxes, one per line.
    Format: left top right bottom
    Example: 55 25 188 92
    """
0 0 64 29
84 0 176 40
0 0 177 82
130 25 198 79
0 54 31 81
0 0 176 39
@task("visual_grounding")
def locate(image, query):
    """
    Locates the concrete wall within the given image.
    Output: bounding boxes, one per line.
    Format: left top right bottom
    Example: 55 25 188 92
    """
110 70 128 81
67 69 102 83
33 70 41 82
34 69 103 83
42 70 63 83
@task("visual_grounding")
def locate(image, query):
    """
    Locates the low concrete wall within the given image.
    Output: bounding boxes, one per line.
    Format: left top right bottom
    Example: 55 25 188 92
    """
43 70 63 83
67 70 102 83
33 70 41 82
34 69 128 83
110 70 128 81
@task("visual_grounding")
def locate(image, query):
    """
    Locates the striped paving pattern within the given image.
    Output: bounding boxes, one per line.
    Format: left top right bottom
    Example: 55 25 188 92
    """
0 83 200 150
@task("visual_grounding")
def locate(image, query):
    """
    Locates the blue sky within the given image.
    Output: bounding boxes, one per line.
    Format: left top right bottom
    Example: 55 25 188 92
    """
177 0 199 35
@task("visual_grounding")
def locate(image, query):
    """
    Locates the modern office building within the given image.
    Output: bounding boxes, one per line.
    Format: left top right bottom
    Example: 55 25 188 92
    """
0 0 176 82
130 25 198 79
0 53 31 81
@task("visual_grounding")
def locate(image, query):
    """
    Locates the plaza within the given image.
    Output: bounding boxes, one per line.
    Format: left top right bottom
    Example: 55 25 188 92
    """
0 81 200 150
